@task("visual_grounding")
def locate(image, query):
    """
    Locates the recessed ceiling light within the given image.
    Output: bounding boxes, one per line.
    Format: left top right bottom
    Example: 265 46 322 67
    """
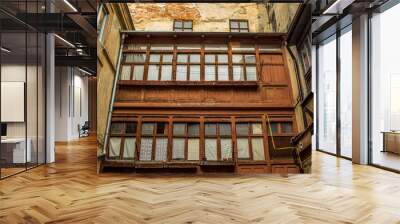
63 0 78 12
1 47 11 53
54 34 75 48
78 67 93 76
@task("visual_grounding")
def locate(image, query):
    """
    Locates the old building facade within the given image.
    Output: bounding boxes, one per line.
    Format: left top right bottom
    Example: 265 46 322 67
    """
99 3 312 174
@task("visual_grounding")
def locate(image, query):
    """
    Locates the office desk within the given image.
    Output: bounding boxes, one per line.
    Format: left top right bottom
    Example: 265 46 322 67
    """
1 138 31 164
382 132 400 154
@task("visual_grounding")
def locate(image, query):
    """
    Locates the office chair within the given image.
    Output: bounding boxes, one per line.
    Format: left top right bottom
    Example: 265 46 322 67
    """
79 121 90 138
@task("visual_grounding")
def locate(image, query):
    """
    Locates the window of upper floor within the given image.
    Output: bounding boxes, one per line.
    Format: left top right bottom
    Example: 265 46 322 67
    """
97 4 109 44
173 20 193 32
230 20 249 33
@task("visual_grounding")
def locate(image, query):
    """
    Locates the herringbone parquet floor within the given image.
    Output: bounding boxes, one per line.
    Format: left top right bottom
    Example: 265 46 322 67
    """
1 135 399 224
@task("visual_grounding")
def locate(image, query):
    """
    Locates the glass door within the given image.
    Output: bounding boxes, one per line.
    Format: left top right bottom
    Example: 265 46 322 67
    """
370 3 400 171
317 35 337 155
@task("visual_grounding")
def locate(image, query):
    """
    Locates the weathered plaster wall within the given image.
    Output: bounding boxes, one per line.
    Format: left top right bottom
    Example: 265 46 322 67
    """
129 3 299 33
97 3 134 160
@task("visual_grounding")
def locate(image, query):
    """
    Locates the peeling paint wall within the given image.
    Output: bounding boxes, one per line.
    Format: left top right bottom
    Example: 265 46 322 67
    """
129 3 300 33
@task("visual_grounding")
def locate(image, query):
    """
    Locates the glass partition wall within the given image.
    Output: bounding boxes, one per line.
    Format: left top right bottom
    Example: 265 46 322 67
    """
316 25 353 159
0 1 46 179
370 4 400 171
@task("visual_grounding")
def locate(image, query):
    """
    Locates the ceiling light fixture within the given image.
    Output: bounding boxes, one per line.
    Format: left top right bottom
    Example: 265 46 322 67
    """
322 0 355 15
63 0 78 12
54 34 75 48
1 47 11 53
78 67 94 76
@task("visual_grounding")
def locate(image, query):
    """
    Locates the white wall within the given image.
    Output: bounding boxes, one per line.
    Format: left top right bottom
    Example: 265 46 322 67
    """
54 67 89 141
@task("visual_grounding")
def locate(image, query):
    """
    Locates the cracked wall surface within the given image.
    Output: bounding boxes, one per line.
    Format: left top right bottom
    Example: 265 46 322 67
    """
129 3 300 33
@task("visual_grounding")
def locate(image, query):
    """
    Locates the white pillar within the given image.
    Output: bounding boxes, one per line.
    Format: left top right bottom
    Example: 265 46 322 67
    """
46 33 55 163
352 14 369 164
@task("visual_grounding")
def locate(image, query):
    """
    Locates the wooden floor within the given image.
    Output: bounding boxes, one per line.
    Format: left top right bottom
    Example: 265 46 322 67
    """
1 136 400 224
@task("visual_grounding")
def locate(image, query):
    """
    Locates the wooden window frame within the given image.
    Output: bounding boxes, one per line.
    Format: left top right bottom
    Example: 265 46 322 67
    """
138 122 169 161
231 53 257 81
107 122 138 160
176 53 202 81
235 122 265 161
204 122 233 161
121 42 262 83
172 122 200 160
173 20 193 32
229 20 249 33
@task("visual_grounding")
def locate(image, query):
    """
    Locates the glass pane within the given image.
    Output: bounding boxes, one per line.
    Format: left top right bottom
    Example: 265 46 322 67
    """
184 21 192 28
230 21 239 29
240 21 248 28
205 54 215 63
147 65 159 80
237 138 250 159
205 139 217 160
173 138 185 160
246 66 257 81
190 65 200 81
163 54 173 63
139 138 153 161
252 123 263 135
155 137 168 161
190 54 200 63
259 44 281 53
217 54 228 63
150 54 161 62
133 65 144 80
141 123 154 135
205 65 216 81
188 139 200 160
126 44 147 50
177 44 201 50
174 21 183 28
221 138 232 160
123 138 136 159
318 36 337 154
125 54 146 63
340 29 352 158
150 44 174 50
231 29 240 32
176 65 187 81
219 123 232 136
109 138 121 157
270 123 278 134
205 44 228 51
177 54 188 63
233 65 245 81
218 65 229 81
252 138 265 160
232 54 243 63
281 122 293 133
244 55 256 64
161 65 172 80
126 123 137 134
156 123 168 135
111 123 124 134
188 124 200 136
371 8 400 170
205 123 217 136
173 123 186 136
232 44 255 51
236 123 249 136
120 65 131 80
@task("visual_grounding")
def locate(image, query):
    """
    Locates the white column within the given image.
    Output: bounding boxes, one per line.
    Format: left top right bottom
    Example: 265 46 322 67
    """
352 14 369 164
46 33 55 163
